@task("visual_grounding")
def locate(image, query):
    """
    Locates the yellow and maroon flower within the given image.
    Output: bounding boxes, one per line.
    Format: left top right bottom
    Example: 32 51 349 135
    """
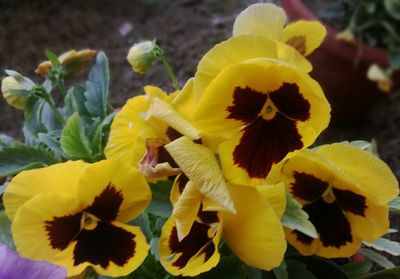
3 159 151 277
277 143 399 258
193 59 330 185
232 3 326 57
158 136 286 276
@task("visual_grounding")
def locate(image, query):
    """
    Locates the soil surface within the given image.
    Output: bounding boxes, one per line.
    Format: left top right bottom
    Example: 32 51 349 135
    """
1 0 400 249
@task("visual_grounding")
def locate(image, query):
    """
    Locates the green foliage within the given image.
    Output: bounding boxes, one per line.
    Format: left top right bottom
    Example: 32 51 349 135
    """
0 210 14 249
148 180 173 218
359 248 395 269
363 238 400 256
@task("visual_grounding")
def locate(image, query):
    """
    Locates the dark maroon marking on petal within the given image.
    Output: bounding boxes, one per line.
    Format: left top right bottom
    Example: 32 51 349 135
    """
303 197 352 248
86 183 123 222
292 230 314 245
73 222 136 268
169 221 216 268
269 83 310 121
333 188 367 217
291 172 329 202
176 174 189 194
166 127 183 141
198 204 219 224
226 86 268 123
158 146 179 168
45 212 82 250
233 113 303 178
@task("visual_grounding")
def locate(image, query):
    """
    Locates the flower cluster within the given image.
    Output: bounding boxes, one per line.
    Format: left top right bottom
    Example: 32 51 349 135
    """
1 3 399 279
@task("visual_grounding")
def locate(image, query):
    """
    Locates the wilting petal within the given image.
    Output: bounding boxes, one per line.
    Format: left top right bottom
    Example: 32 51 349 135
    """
147 97 200 140
281 21 326 56
165 137 235 213
12 193 87 276
77 159 151 223
223 184 286 270
316 143 399 204
193 35 311 102
0 244 66 279
172 181 202 240
159 213 222 276
105 95 161 167
4 160 88 220
232 3 286 40
75 221 149 277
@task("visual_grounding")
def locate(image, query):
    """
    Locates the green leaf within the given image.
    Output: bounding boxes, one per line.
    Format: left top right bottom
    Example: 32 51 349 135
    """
44 50 60 66
64 85 89 118
5 70 35 89
281 193 318 239
0 134 15 151
0 144 57 177
147 180 173 217
286 259 317 279
38 132 64 158
388 197 400 211
0 211 14 249
60 113 93 160
23 97 47 145
149 237 160 261
84 51 110 119
388 45 400 71
359 248 395 269
342 259 373 278
363 238 400 256
359 267 400 279
384 0 400 20
292 256 349 279
272 261 288 279
9 88 31 97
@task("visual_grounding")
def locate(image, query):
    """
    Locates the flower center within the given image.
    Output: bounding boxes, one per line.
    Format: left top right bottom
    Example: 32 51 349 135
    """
81 212 100 230
260 98 277 120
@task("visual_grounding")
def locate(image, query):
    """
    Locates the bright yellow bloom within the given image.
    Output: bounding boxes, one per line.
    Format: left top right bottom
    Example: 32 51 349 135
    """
157 136 286 276
277 143 399 258
1 76 30 110
3 159 151 277
232 3 326 57
105 82 200 178
35 49 97 77
193 59 330 185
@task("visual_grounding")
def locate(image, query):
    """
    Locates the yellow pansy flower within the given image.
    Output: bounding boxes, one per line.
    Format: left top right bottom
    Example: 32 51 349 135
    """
3 159 151 277
193 59 330 185
157 136 286 276
233 3 326 57
278 143 399 258
105 82 200 179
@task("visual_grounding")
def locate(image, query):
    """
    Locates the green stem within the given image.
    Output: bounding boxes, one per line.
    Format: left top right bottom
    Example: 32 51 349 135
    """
43 93 66 125
159 55 179 91
58 78 67 97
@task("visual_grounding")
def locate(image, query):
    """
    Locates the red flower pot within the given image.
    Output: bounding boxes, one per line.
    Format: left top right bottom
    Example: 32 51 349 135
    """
281 0 392 125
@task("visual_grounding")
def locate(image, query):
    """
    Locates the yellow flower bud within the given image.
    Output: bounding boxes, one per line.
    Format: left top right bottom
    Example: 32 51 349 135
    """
127 41 157 74
335 29 357 45
1 76 28 110
35 49 97 77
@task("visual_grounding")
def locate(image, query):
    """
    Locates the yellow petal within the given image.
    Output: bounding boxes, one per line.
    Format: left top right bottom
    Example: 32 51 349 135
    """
232 3 286 39
165 137 235 213
12 193 87 276
171 78 197 119
77 159 151 222
316 143 399 204
144 85 168 100
193 35 311 102
256 182 287 218
105 95 160 167
147 97 200 140
172 180 202 240
223 184 286 270
90 221 149 277
282 20 327 56
4 160 88 221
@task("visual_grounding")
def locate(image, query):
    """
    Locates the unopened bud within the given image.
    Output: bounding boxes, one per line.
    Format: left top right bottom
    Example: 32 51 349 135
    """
336 29 357 45
1 76 29 110
127 41 158 74
35 49 97 77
